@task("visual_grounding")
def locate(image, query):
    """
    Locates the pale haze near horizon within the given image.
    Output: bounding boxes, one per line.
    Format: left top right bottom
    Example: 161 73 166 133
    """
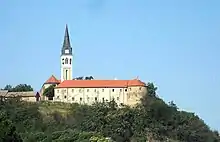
0 0 220 131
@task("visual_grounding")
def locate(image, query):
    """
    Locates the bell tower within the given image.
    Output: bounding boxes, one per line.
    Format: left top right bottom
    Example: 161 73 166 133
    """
60 25 73 82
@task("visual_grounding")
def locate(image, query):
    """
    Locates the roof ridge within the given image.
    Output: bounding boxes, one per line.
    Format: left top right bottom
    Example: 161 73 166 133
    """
57 79 146 88
45 75 60 84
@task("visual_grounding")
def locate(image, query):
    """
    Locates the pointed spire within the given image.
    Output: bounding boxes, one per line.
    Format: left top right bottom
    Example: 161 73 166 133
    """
62 24 71 48
61 24 72 55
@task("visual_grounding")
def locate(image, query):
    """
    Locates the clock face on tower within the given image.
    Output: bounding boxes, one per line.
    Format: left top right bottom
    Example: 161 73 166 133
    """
65 49 69 54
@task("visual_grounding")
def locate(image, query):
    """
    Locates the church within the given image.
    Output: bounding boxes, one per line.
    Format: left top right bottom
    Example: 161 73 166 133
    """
40 25 147 106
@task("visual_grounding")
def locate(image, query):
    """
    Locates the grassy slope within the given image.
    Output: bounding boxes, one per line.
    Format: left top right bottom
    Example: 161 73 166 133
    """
38 101 71 116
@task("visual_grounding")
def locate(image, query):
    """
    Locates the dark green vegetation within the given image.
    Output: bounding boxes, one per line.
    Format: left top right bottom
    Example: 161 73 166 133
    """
2 84 33 92
73 76 94 80
43 84 55 99
0 83 219 142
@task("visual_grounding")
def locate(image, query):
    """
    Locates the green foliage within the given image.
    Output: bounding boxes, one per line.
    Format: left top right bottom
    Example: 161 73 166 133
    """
90 135 113 142
0 111 22 142
0 82 219 142
73 76 94 80
3 84 33 92
43 85 55 97
85 76 94 80
3 84 12 91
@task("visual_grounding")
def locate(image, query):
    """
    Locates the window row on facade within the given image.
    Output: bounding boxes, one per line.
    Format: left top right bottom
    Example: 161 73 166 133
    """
56 87 142 94
56 96 120 102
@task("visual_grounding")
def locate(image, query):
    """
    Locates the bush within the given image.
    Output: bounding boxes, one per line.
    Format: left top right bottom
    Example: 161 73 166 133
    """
0 82 219 142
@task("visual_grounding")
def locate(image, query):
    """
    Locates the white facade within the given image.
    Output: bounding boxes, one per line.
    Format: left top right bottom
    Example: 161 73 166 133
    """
54 86 147 106
60 54 73 82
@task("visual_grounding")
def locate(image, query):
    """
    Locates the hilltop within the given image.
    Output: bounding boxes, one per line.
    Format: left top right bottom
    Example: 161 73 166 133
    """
0 83 219 142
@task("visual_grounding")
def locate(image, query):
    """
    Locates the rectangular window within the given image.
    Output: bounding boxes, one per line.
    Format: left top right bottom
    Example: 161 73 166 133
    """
102 89 104 92
117 97 119 100
125 89 127 92
87 89 89 92
72 89 74 92
80 98 82 101
112 89 114 92
95 97 97 101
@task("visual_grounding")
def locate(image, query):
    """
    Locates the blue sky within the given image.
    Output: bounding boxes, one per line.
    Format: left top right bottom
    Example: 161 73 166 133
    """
1 0 220 130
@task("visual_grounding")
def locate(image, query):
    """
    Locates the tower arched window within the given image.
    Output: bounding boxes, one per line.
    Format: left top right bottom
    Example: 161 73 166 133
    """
66 70 68 80
65 58 68 64
62 58 64 64
70 58 72 65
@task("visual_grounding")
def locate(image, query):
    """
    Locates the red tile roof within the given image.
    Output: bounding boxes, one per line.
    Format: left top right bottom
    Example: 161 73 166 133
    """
56 79 146 88
45 75 60 84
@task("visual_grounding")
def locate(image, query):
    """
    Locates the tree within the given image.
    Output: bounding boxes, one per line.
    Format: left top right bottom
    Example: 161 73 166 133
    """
73 76 83 80
85 76 94 80
146 82 157 97
73 76 94 80
168 100 178 110
140 82 158 108
3 85 12 91
43 85 55 100
0 111 22 142
3 84 33 92
11 84 33 92
1 81 219 142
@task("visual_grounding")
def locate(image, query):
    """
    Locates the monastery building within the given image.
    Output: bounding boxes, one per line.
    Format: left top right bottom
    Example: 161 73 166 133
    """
40 25 147 106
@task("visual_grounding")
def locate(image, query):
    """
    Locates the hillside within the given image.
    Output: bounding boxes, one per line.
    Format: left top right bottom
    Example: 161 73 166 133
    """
0 83 219 142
